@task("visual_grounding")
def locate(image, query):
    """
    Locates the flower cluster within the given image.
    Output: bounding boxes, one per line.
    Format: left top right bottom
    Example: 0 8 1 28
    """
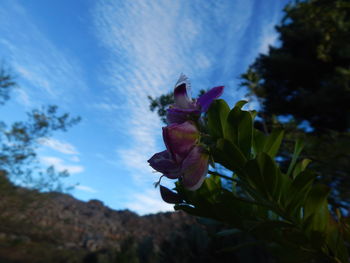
148 75 223 202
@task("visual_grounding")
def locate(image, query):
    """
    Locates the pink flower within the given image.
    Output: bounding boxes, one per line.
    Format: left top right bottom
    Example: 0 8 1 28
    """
148 121 209 191
167 75 224 124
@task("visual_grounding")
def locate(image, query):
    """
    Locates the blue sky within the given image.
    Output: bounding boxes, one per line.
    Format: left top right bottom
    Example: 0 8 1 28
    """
0 0 290 214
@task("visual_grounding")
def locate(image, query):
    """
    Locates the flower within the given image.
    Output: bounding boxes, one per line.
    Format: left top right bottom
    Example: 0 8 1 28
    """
167 75 224 124
148 75 223 194
180 145 209 191
148 121 199 179
148 121 209 191
162 121 199 163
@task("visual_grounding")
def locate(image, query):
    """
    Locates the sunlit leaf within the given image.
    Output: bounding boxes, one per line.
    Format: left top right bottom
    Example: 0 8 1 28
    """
207 99 230 139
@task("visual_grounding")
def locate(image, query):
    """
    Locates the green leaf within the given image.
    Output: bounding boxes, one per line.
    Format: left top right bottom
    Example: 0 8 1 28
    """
278 171 292 206
249 110 258 120
243 158 265 194
207 99 230 139
292 159 312 179
287 138 305 178
198 175 222 203
326 222 349 263
252 129 266 156
292 159 311 178
234 100 248 109
252 129 284 158
243 153 278 200
257 153 278 199
225 103 253 158
212 138 247 171
264 129 284 158
303 184 330 233
286 169 317 216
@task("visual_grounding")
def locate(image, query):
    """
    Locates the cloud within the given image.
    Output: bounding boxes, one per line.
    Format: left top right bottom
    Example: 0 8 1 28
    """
70 156 80 162
14 88 32 107
125 188 173 215
76 185 97 193
258 21 279 54
39 138 79 155
0 0 87 106
91 1 248 186
40 156 84 174
91 1 287 213
92 102 125 112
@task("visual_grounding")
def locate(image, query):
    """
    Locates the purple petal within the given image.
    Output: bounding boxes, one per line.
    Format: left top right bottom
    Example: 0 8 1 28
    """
162 121 199 163
181 146 209 191
148 150 181 179
160 185 183 204
166 107 201 124
197 86 224 112
174 83 193 109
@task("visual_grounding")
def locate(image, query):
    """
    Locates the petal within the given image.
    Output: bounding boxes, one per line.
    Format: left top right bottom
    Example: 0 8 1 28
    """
166 107 201 125
181 146 209 191
162 121 199 163
197 86 224 112
160 185 183 204
174 83 193 109
148 150 181 179
173 74 194 109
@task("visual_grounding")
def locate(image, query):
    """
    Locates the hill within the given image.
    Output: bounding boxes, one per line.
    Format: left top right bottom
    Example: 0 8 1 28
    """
0 172 201 263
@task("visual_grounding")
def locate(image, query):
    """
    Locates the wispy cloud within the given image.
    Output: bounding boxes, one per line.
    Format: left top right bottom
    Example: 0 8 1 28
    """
70 156 80 162
76 185 97 193
39 138 79 155
257 16 280 55
125 188 173 215
14 88 32 107
92 102 125 112
92 1 256 187
0 0 87 107
40 156 84 174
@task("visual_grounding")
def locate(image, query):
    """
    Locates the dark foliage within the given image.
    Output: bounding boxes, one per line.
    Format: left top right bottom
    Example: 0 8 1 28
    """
241 0 350 132
240 0 350 211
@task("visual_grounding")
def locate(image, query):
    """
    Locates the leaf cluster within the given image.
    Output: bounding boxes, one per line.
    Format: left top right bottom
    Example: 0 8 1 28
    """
240 0 350 132
174 100 350 262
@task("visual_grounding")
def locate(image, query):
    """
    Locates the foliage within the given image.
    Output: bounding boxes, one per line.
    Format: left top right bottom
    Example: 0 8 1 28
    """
0 66 16 105
148 93 173 124
240 0 350 210
169 99 350 262
241 0 350 132
0 67 80 191
148 73 350 261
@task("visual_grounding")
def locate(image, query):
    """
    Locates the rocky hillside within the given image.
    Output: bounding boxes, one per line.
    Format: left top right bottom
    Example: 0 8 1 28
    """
0 174 270 263
0 173 204 263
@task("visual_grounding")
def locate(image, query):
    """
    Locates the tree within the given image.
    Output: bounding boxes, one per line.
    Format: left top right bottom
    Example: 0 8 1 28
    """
241 0 350 132
0 66 80 191
240 0 350 210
